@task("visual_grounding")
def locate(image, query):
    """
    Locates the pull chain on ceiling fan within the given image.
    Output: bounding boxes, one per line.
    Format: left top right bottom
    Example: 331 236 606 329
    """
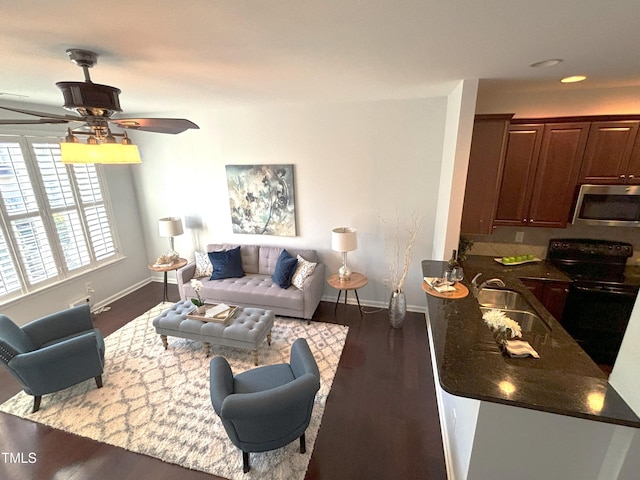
0 49 199 164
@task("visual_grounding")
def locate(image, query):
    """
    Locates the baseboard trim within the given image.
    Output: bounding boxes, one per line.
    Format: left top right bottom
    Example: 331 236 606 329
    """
91 278 151 314
320 294 426 314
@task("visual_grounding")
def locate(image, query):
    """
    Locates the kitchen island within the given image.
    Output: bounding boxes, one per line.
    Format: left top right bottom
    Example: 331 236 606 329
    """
423 256 640 480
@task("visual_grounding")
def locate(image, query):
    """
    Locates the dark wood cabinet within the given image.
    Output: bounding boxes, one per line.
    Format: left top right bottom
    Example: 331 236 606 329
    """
461 114 640 233
627 129 640 184
520 278 571 321
492 124 543 228
460 114 513 234
494 122 589 228
579 121 640 184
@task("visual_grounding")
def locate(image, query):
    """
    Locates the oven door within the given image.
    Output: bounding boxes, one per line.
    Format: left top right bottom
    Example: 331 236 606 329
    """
560 283 638 366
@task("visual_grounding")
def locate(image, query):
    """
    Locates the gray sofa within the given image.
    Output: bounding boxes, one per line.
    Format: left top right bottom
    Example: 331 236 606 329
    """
176 244 325 322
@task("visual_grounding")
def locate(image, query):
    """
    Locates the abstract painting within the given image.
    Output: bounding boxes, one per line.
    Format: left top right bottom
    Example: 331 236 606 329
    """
225 164 297 236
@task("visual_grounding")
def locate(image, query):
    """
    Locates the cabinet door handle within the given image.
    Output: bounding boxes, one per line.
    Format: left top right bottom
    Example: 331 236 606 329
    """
630 175 635 179
620 174 626 179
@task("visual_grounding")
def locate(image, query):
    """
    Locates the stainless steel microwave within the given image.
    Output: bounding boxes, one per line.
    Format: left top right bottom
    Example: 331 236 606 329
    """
572 184 640 227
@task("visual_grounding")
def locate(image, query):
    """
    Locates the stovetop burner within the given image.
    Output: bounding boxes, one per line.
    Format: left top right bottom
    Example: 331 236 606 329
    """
547 238 633 286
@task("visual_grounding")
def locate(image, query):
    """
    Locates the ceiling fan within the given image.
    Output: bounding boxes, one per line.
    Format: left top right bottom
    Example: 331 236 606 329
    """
0 48 199 141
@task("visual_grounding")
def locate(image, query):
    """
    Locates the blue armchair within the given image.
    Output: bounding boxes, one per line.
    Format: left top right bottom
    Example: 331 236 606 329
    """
0 303 105 412
210 337 320 473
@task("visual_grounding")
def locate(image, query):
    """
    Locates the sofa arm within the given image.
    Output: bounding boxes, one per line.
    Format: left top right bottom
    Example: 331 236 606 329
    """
209 356 234 415
301 262 325 321
176 262 197 301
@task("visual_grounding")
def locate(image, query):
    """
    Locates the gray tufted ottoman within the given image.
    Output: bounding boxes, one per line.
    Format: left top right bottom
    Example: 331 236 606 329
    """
152 300 274 365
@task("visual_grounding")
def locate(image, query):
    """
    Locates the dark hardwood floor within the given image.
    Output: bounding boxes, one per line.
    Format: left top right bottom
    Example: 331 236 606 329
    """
0 283 446 480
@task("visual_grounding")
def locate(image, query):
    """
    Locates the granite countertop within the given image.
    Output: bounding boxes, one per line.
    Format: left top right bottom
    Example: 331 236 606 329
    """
423 255 640 428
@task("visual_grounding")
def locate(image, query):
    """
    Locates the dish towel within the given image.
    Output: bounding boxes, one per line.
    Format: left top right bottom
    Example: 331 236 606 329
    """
504 340 540 358
423 277 456 293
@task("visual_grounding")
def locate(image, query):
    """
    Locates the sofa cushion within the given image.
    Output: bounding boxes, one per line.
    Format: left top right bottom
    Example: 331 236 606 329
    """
194 251 213 278
209 246 245 280
272 250 298 289
291 255 317 289
207 244 259 274
199 275 304 312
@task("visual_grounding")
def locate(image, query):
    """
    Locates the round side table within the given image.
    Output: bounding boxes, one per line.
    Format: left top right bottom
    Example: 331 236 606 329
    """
327 272 368 317
148 258 187 303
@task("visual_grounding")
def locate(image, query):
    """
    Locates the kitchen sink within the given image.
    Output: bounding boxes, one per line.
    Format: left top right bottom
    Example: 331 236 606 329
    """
477 288 550 334
476 288 535 313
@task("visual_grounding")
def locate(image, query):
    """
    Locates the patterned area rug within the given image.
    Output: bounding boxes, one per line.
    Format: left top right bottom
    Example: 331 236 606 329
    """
0 303 348 480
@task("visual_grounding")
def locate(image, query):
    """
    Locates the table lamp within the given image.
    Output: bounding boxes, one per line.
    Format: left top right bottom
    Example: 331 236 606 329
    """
332 227 357 281
158 217 184 260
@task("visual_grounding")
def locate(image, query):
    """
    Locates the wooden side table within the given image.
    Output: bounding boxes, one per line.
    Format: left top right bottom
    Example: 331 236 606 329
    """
327 272 368 317
148 258 188 303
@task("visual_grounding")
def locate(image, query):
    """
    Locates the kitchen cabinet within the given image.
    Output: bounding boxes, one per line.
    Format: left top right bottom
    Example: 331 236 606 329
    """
493 122 589 228
627 128 640 184
520 278 571 320
578 120 640 184
460 114 513 234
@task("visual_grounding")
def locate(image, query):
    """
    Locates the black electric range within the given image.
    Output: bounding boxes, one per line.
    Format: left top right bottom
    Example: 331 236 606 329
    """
548 239 639 367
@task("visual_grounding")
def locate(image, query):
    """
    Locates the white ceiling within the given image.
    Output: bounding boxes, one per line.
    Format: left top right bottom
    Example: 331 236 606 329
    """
2 0 640 115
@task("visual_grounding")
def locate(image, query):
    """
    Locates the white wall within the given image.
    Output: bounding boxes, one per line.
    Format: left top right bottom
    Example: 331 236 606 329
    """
132 97 451 311
476 82 640 118
432 79 478 261
610 301 640 414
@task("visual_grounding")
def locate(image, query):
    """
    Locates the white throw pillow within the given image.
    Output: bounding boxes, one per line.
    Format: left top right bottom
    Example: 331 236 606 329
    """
291 255 317 289
193 251 213 278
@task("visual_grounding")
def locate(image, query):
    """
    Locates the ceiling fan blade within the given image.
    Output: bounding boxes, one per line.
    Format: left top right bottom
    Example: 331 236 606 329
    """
0 118 70 125
0 105 80 121
109 118 199 134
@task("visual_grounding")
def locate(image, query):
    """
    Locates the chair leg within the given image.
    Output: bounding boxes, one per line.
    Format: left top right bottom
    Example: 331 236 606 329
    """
242 451 250 473
300 433 306 454
32 396 41 413
95 375 103 388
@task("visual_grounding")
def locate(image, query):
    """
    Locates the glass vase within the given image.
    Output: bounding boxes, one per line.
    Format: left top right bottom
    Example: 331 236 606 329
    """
389 289 407 329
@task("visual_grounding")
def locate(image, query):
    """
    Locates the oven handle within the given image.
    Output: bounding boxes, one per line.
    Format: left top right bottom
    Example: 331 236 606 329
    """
573 284 638 297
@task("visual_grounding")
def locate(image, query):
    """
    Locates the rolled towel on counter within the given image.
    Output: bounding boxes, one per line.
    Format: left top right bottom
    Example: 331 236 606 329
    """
504 340 540 358
424 277 456 293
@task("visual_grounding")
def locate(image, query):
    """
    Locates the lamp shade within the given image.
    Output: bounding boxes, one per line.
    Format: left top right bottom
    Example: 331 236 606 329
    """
158 217 184 237
331 227 357 252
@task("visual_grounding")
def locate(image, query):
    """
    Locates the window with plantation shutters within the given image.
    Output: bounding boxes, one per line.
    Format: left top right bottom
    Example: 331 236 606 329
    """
0 135 120 302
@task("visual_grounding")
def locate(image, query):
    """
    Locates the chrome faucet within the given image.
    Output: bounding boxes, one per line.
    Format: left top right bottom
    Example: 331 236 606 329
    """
471 273 505 295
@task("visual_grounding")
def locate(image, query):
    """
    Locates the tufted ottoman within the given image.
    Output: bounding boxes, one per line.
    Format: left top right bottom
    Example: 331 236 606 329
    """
152 300 274 365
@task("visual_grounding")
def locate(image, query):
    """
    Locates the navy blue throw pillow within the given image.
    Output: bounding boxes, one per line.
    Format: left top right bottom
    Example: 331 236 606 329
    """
272 249 298 289
209 246 245 280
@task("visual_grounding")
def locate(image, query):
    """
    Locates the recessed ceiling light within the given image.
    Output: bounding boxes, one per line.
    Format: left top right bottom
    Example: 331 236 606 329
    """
530 59 563 68
561 75 587 83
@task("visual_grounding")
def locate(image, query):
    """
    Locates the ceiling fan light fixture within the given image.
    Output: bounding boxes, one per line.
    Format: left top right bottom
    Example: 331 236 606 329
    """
3 49 197 166
121 131 133 145
60 141 141 165
60 143 95 164
103 129 117 144
64 128 79 144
